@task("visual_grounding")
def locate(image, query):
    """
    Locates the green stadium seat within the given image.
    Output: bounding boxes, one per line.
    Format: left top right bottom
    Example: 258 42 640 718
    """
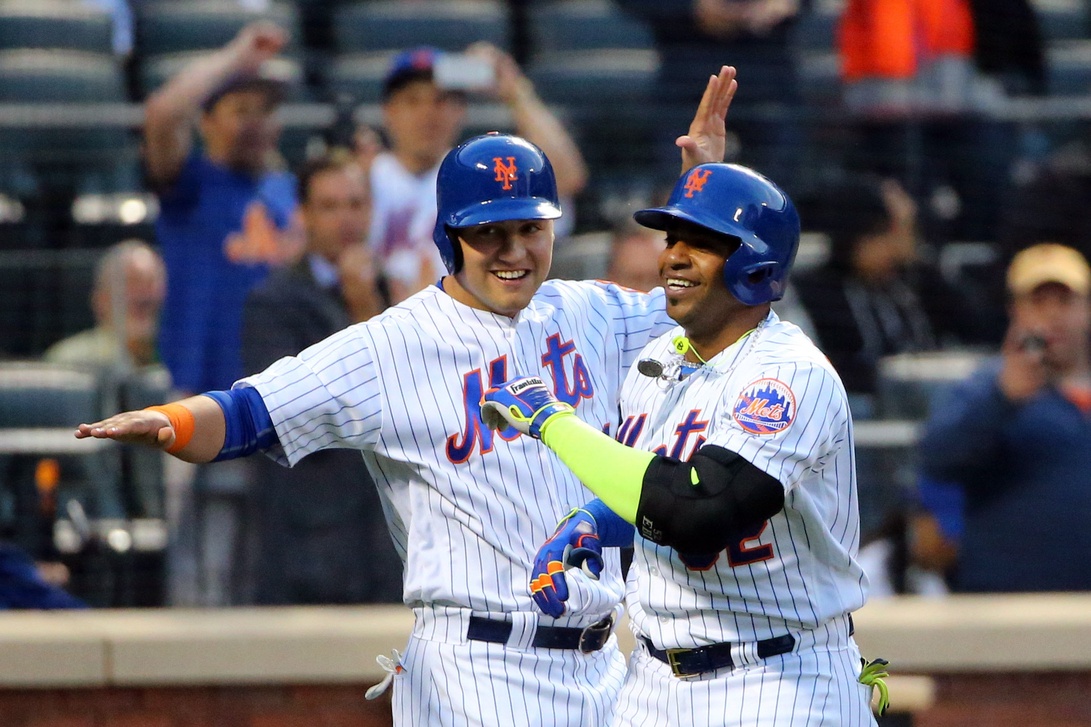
1032 0 1089 41
529 0 653 55
0 0 114 54
527 49 658 109
333 1 510 54
0 50 124 103
135 0 301 56
0 51 132 171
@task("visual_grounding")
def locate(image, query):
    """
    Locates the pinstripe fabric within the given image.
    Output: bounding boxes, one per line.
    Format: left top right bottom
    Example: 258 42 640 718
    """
615 311 875 725
612 633 874 726
394 632 627 727
240 280 673 725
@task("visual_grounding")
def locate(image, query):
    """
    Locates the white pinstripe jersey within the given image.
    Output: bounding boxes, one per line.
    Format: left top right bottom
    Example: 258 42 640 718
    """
620 310 869 648
241 280 672 626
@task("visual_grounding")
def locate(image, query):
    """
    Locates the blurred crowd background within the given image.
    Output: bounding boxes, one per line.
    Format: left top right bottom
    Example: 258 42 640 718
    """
2 0 1091 611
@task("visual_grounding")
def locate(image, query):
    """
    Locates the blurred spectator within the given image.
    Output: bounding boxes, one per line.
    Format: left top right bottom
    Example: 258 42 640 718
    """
604 221 664 292
916 244 1091 592
240 151 401 605
144 21 298 396
44 240 166 371
0 542 86 610
793 175 983 395
838 0 1016 242
617 0 804 189
362 43 588 303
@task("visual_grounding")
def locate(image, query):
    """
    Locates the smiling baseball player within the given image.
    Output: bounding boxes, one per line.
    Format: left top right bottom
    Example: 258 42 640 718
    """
483 163 888 725
76 68 741 727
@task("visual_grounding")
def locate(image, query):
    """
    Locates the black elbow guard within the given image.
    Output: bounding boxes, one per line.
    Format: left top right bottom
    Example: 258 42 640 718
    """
635 444 785 553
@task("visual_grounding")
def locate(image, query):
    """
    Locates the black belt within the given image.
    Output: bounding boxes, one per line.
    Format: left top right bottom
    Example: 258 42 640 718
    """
467 615 614 653
642 633 796 678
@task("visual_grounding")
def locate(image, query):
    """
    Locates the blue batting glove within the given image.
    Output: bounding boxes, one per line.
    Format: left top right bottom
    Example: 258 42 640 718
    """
530 508 603 618
480 376 574 439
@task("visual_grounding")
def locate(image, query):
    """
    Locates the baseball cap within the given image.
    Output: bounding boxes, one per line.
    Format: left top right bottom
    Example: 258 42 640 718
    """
382 46 440 100
202 58 297 112
1007 243 1091 296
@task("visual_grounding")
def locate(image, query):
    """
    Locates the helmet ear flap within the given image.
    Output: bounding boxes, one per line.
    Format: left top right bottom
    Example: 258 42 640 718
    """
723 253 781 306
444 225 464 274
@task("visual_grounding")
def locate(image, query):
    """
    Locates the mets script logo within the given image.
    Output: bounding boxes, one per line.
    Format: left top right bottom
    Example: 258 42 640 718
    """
732 378 796 435
445 335 593 463
493 156 518 190
683 168 712 198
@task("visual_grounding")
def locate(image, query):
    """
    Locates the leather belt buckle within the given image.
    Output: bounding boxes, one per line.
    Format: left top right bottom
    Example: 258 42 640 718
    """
577 614 614 654
664 647 696 678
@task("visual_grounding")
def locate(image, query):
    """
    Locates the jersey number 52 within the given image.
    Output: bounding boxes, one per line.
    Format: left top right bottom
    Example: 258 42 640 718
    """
678 521 774 571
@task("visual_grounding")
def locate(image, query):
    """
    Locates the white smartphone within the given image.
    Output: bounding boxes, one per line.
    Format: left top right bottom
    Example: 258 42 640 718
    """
433 53 496 91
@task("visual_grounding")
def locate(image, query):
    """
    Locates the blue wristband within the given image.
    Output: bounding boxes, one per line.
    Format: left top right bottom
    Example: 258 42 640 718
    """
202 386 279 462
583 498 635 548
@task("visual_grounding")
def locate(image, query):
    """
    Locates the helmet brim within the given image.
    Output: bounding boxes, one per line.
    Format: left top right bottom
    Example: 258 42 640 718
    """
449 197 562 230
634 206 762 250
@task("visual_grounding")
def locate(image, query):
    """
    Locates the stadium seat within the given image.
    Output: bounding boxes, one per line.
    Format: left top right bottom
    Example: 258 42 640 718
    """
0 362 102 429
875 351 987 420
135 0 301 57
0 50 124 103
0 51 133 179
794 0 843 51
529 0 653 55
525 48 659 156
1047 40 1091 95
798 50 842 109
1032 0 1089 42
525 49 660 226
68 191 158 249
0 0 114 54
332 0 510 54
527 49 658 109
326 51 394 104
139 52 305 101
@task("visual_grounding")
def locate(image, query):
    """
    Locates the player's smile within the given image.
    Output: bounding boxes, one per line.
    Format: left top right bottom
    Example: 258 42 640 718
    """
658 223 747 353
447 219 554 317
664 276 699 293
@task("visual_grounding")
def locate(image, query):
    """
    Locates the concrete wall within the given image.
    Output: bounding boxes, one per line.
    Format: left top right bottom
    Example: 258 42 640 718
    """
1 595 1089 725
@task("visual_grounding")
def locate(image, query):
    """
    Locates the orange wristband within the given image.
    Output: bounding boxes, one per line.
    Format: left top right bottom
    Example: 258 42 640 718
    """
145 403 196 454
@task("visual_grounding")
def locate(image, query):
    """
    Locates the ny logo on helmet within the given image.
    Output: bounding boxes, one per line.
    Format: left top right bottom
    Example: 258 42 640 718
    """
493 156 518 190
683 168 712 198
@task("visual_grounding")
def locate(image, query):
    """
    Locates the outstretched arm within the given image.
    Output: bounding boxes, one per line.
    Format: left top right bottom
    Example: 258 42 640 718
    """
679 65 737 174
75 395 226 463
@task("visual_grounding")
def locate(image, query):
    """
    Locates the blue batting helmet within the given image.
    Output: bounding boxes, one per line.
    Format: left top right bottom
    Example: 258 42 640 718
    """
432 133 562 273
634 163 800 305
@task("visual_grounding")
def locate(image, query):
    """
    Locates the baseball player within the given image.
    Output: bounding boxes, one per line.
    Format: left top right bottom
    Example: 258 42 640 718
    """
76 69 739 726
482 164 889 725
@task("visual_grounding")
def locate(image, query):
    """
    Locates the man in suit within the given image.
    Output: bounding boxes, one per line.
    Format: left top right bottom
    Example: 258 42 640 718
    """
241 151 401 604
